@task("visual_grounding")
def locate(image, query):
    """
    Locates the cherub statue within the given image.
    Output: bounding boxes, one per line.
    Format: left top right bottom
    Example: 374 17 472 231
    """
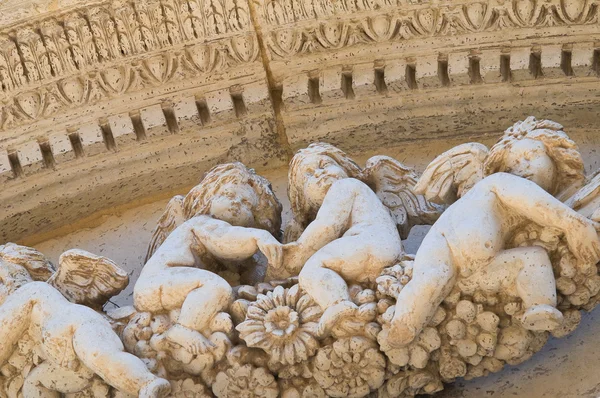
385 117 600 348
134 162 284 354
275 143 440 335
0 243 171 397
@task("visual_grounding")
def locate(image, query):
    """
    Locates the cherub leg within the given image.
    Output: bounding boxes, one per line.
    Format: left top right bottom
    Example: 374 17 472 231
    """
478 246 562 331
155 268 233 354
22 361 90 397
299 236 382 336
0 284 38 366
389 234 456 348
73 322 171 397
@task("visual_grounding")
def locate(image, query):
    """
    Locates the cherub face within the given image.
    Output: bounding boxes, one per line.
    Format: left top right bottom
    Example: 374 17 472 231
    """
210 181 259 227
504 138 556 192
300 155 348 210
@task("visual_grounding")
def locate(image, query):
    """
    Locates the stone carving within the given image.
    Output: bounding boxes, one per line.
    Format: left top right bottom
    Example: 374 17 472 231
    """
3 117 600 397
375 117 600 394
279 143 405 336
0 0 597 143
116 163 283 387
0 243 171 397
259 0 600 59
236 285 322 366
0 0 262 137
382 118 599 348
283 143 440 243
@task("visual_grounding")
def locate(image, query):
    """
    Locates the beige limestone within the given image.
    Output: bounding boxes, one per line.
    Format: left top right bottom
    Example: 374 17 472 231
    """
0 244 171 397
2 3 600 394
2 0 600 245
2 118 600 397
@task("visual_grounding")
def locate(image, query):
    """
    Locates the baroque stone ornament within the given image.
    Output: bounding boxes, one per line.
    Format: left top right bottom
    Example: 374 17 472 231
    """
2 117 600 397
0 243 171 397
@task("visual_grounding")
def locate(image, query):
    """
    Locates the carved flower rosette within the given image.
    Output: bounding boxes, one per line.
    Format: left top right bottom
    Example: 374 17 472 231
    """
236 285 322 367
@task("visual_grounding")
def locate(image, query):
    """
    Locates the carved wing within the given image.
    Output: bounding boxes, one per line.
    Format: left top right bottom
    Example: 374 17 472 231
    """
48 249 128 308
0 243 55 281
145 195 186 263
564 170 600 220
362 156 444 240
413 143 489 205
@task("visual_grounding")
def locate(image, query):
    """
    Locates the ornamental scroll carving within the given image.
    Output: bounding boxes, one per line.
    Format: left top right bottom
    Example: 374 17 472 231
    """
260 0 600 59
0 0 259 133
0 0 599 135
1 116 600 397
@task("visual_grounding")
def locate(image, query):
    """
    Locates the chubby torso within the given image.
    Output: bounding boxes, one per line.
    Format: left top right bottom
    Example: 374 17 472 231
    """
24 282 106 369
420 178 516 277
334 178 400 237
331 178 403 279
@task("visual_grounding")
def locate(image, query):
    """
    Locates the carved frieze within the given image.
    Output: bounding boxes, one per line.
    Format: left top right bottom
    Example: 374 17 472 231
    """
0 0 261 136
257 0 600 59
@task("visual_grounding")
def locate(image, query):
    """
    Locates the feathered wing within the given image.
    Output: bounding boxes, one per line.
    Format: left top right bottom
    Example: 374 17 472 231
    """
414 143 489 205
145 195 186 263
362 156 444 240
0 243 55 281
48 249 129 308
564 170 600 220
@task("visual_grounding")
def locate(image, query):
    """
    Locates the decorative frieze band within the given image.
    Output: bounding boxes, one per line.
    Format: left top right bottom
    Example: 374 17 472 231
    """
3 0 600 248
256 0 600 59
0 0 254 95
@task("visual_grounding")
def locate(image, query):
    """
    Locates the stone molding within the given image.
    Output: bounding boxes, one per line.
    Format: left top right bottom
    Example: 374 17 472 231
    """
257 0 600 58
3 0 600 242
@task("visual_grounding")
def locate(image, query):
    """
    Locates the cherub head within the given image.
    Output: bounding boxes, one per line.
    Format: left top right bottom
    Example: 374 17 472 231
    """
0 243 54 304
484 117 584 196
288 143 362 227
183 162 282 238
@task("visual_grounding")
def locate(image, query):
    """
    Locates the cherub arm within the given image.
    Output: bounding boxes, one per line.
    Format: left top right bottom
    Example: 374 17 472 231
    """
283 179 358 272
192 216 282 265
0 283 37 366
145 215 282 271
484 173 600 263
298 179 358 248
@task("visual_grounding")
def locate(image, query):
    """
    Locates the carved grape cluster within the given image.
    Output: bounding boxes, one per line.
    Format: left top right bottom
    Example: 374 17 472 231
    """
120 309 232 385
375 259 414 300
312 337 386 397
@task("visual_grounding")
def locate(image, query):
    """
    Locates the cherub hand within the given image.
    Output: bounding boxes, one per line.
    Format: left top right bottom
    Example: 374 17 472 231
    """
256 231 283 269
565 217 600 266
386 319 417 348
282 242 305 274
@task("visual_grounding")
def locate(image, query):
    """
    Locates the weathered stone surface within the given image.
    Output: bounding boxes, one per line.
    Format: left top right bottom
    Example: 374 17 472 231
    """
2 0 600 243
2 0 600 396
3 118 600 397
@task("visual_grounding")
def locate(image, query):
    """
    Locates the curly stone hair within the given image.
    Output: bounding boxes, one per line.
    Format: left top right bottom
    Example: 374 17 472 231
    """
0 243 54 300
484 116 585 196
183 162 283 238
288 143 362 229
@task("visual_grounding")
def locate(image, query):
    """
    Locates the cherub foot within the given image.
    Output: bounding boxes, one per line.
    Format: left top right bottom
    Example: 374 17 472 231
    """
140 378 171 398
317 300 358 338
165 324 215 355
385 320 417 348
520 304 564 331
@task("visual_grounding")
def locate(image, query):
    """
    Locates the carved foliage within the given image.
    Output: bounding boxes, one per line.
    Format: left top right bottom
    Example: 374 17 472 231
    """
0 0 261 133
0 36 25 92
264 0 600 58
